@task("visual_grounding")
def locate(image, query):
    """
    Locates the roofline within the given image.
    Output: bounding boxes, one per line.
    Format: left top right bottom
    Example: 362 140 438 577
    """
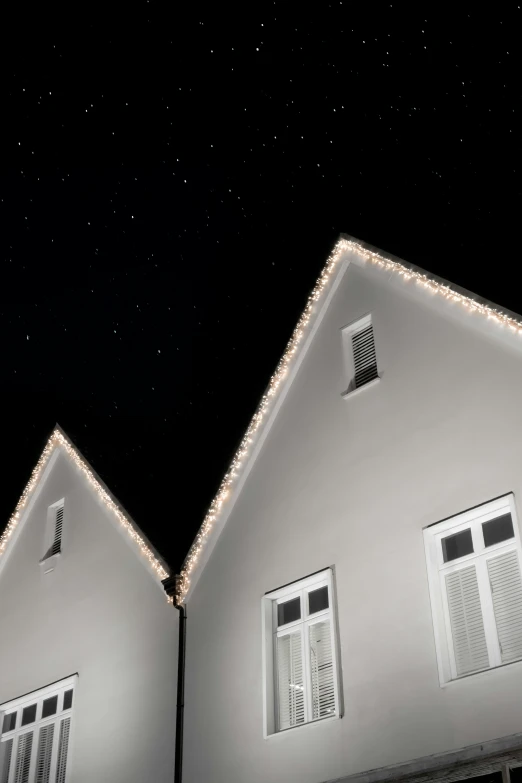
0 425 170 586
177 237 353 603
177 235 522 604
54 424 171 575
340 233 522 324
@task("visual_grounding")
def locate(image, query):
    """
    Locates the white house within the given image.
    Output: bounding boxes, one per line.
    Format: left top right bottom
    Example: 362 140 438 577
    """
6 236 522 783
176 236 522 783
0 427 178 783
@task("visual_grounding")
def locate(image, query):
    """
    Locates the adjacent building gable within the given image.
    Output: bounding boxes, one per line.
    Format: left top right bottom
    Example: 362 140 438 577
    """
0 426 169 587
0 427 177 783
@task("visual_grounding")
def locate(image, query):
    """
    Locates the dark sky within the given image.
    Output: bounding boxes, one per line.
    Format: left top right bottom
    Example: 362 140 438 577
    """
0 4 520 574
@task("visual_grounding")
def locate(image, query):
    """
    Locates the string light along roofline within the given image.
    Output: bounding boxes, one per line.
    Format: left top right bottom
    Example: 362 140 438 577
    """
177 235 522 605
0 426 169 583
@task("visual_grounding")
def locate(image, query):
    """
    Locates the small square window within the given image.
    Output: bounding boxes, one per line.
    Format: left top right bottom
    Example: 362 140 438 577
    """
2 712 16 733
277 597 301 627
483 513 514 548
63 690 73 711
441 528 473 562
21 704 37 726
42 695 58 719
308 585 329 615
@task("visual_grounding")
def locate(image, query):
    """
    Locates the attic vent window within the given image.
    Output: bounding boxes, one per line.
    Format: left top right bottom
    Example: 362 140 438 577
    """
342 314 379 396
41 500 64 567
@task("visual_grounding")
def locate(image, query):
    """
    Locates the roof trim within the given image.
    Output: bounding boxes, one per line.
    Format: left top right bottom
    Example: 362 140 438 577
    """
177 235 522 604
0 426 170 585
324 729 522 783
177 238 353 603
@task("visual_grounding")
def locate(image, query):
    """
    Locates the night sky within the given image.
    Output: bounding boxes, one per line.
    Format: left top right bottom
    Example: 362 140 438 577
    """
1 5 520 574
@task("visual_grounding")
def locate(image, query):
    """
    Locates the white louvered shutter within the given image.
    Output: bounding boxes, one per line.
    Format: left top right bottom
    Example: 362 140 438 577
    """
35 724 54 783
13 731 33 783
55 718 70 783
51 506 64 556
352 323 378 388
309 620 335 719
0 740 13 783
445 565 490 676
488 550 522 664
277 632 305 730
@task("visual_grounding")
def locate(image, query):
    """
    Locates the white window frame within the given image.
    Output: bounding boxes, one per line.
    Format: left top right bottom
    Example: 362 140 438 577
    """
261 568 342 737
0 675 76 783
424 494 522 686
341 313 380 398
40 499 65 573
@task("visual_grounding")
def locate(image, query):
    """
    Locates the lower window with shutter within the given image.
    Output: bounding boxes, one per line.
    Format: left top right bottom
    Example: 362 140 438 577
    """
263 569 341 736
424 494 522 685
0 676 76 783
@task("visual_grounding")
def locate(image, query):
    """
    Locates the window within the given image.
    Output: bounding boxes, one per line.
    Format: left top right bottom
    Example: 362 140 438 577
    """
342 314 379 396
0 676 75 783
262 569 341 736
424 494 522 685
41 501 64 567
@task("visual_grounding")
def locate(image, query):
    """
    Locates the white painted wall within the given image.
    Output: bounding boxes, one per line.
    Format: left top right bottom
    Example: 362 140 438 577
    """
0 449 177 783
183 252 522 783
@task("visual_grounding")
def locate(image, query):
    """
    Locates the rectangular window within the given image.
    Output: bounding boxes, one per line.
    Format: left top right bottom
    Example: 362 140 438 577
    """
262 569 341 736
424 494 522 685
342 314 379 396
41 500 65 566
0 676 76 783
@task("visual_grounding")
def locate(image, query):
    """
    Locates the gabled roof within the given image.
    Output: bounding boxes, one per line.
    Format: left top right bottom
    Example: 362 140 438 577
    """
177 234 522 605
0 425 170 586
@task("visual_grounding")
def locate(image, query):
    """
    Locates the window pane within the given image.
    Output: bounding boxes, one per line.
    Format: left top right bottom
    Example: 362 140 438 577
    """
35 724 54 783
2 712 16 733
277 632 305 729
56 718 71 783
441 528 473 563
21 704 37 726
63 690 73 711
0 737 14 783
310 619 335 719
308 586 329 615
14 731 33 782
482 513 515 548
277 597 301 627
42 696 58 719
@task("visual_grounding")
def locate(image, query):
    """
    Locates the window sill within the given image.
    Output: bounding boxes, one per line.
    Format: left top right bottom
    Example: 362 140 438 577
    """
264 713 341 740
39 553 60 573
441 657 522 688
341 376 380 399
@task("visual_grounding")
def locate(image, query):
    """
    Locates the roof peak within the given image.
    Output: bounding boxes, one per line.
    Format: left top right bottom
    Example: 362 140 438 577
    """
0 426 170 586
176 236 522 604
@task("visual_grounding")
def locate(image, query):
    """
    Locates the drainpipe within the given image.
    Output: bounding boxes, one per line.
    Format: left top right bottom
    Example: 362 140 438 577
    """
162 575 186 783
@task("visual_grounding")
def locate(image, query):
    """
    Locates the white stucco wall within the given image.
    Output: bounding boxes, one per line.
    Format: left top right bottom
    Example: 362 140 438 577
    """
183 252 522 783
0 450 177 783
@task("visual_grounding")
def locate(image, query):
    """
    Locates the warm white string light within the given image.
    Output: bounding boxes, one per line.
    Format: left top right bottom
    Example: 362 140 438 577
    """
177 237 522 605
347 239 522 333
177 239 349 603
0 428 169 583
